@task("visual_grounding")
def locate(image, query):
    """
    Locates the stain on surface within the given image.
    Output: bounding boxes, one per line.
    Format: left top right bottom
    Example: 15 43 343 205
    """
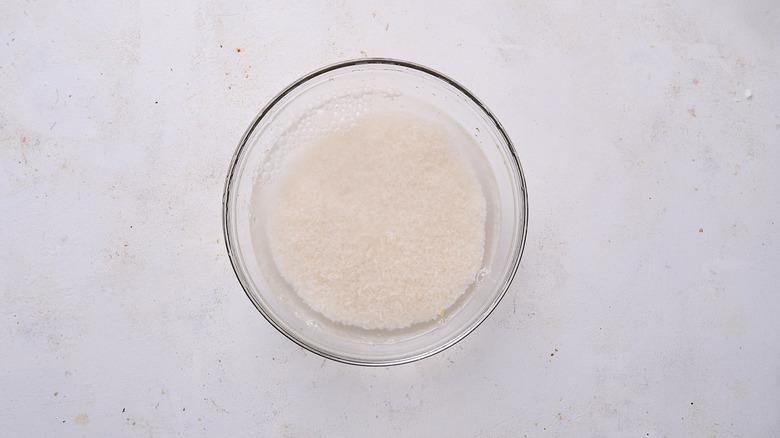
726 314 747 335
74 413 89 425
729 379 747 399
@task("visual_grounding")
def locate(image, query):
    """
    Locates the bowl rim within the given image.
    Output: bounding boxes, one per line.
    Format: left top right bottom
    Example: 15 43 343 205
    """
222 57 529 366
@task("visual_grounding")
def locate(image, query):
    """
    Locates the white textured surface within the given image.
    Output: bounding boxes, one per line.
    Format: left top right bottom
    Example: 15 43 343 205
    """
1 1 779 436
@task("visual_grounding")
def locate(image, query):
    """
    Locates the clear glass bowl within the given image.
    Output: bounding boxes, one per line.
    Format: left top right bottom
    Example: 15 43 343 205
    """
223 59 528 366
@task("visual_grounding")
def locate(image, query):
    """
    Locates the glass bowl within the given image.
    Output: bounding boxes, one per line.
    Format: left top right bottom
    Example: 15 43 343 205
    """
223 58 527 366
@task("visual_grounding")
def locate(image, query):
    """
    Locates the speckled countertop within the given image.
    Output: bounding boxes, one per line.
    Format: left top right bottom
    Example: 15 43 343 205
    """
1 1 779 436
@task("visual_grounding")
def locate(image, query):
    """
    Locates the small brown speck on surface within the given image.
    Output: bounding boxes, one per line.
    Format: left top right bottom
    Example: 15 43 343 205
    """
692 78 699 85
699 228 703 233
688 106 696 117
54 392 58 396
236 48 241 52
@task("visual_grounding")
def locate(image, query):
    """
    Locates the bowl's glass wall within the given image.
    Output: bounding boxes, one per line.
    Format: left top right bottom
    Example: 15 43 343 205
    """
224 59 527 365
